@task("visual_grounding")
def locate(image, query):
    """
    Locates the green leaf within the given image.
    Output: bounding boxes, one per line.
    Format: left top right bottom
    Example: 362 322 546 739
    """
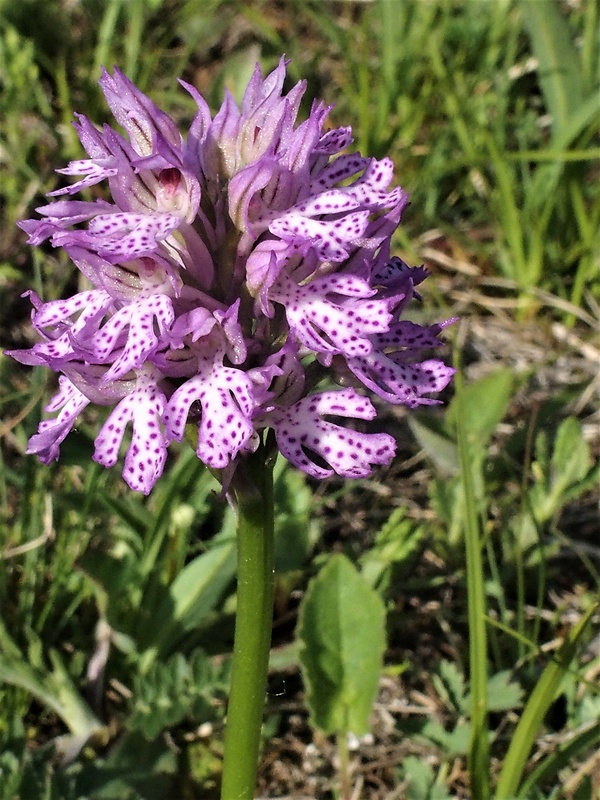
446 368 513 444
129 649 229 738
521 0 585 142
360 508 426 592
0 621 101 743
421 719 472 757
401 755 454 800
297 554 386 736
138 528 237 664
550 416 592 490
273 463 320 574
480 671 523 713
527 416 598 524
432 659 467 714
408 414 459 474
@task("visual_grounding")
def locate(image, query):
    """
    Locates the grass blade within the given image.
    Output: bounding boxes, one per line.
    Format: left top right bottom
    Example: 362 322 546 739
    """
495 602 598 799
520 0 585 142
517 719 600 798
455 360 490 800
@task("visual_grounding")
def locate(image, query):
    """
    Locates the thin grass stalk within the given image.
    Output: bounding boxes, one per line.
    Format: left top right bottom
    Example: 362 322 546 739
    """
568 179 600 316
581 0 599 90
484 538 506 671
455 363 490 800
336 726 352 800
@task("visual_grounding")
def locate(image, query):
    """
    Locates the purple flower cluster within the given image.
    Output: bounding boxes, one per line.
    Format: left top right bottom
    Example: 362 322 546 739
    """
8 60 454 494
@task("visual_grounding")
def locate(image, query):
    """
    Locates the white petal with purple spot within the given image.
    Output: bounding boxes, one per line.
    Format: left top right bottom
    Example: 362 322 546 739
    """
269 388 396 479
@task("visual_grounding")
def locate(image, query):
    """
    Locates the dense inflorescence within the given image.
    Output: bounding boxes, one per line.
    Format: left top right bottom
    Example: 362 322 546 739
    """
8 59 454 493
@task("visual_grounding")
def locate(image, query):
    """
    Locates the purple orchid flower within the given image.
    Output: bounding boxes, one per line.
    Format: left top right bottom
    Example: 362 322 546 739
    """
7 59 454 494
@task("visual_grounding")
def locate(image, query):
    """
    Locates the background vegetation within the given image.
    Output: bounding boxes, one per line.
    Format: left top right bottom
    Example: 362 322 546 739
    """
0 0 598 798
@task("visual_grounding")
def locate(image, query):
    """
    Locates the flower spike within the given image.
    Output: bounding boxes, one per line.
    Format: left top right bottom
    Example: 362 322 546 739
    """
9 60 453 491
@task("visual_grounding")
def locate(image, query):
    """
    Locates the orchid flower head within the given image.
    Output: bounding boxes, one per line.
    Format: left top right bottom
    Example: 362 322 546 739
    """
7 60 454 494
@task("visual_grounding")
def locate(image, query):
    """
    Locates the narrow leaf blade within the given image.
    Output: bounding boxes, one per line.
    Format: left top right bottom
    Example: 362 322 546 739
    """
521 0 585 141
496 603 598 799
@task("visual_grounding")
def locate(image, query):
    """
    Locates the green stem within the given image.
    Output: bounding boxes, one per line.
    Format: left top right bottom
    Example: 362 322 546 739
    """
336 729 352 800
221 448 275 800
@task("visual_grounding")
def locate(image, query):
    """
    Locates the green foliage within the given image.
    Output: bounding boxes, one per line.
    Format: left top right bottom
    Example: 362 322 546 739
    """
360 507 426 592
136 524 237 665
412 368 598 564
71 733 178 800
273 457 321 576
399 756 455 800
297 554 386 736
0 742 81 800
418 660 523 760
510 416 599 556
129 649 229 738
455 367 491 800
0 622 101 743
445 368 515 445
528 416 598 523
411 368 515 549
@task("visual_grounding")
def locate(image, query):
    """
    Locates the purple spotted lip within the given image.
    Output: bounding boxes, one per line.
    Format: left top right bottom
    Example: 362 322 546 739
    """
7 60 454 494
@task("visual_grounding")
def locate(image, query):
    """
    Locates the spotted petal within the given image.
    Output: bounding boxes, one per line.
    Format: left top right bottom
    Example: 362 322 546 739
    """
70 211 182 262
26 377 90 464
73 294 174 381
93 368 167 494
269 209 370 261
49 158 118 196
271 274 391 358
347 351 455 406
269 388 396 479
6 290 113 367
162 344 256 469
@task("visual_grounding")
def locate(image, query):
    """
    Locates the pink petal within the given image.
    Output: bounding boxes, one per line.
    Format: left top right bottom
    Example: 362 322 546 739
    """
347 351 455 406
26 378 90 464
83 211 181 260
48 159 118 196
315 126 353 155
269 388 396 479
32 290 112 331
93 369 167 494
162 347 255 469
271 274 391 358
310 154 370 192
74 295 174 381
269 209 370 261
